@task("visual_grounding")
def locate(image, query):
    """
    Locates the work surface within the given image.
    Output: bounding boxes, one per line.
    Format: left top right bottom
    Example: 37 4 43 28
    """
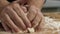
0 12 60 34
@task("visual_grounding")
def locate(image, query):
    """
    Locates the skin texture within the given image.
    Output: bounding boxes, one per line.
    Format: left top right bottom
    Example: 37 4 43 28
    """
27 0 45 31
0 0 45 33
11 3 31 28
16 0 27 5
15 0 45 32
27 0 45 9
0 0 31 33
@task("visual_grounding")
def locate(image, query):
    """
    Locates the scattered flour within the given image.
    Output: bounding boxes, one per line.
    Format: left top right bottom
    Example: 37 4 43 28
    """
40 17 60 34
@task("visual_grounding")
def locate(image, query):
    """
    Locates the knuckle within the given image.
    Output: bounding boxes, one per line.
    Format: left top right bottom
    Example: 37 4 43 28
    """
6 6 10 9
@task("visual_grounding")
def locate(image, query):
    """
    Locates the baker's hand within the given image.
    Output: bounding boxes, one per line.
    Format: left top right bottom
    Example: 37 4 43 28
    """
27 6 45 32
26 0 45 32
0 3 31 33
15 0 45 32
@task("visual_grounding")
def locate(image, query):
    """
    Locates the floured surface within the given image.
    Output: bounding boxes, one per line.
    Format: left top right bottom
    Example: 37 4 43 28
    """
39 17 60 34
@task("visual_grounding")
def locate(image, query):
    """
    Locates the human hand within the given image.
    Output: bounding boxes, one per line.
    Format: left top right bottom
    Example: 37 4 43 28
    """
0 3 31 33
27 6 45 32
13 0 45 32
0 0 45 33
25 0 45 32
15 0 45 32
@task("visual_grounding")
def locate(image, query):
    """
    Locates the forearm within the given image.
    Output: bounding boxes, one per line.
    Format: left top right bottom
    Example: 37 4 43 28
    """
27 0 45 9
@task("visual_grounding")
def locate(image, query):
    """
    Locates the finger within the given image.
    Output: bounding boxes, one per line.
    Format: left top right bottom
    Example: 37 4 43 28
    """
0 13 11 32
35 12 45 31
12 3 31 28
24 5 29 8
4 6 26 30
32 12 41 28
0 12 21 32
1 22 11 32
20 6 28 16
37 12 45 28
27 6 37 21
20 6 27 13
36 18 45 32
11 29 16 33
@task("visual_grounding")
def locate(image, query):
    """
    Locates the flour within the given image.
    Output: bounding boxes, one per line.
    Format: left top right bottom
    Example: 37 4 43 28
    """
41 17 60 34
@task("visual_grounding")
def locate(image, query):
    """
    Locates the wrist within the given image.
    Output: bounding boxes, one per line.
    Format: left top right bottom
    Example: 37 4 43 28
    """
29 5 41 11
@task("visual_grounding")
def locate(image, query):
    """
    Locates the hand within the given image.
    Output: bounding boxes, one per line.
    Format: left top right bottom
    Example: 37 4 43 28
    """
16 0 45 32
0 3 31 33
26 0 45 32
0 0 45 33
27 6 45 32
14 0 45 32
